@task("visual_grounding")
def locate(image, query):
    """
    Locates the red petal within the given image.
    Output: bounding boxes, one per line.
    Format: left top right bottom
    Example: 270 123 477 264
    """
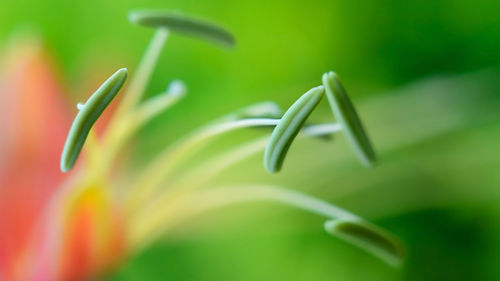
0 37 71 280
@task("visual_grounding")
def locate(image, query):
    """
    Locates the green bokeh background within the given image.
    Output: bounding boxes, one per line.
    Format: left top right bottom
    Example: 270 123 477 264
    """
1 0 500 280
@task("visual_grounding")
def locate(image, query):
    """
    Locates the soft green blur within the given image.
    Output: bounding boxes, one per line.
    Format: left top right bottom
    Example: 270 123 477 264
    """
2 0 500 280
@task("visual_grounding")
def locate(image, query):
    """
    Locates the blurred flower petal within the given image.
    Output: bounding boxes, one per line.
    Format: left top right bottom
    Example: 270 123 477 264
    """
54 183 124 281
0 35 71 281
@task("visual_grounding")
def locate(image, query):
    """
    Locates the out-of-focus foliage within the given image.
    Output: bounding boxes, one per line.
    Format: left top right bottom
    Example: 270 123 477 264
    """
1 0 499 280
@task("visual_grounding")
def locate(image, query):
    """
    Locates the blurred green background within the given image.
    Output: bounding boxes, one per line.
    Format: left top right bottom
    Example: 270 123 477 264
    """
1 0 500 280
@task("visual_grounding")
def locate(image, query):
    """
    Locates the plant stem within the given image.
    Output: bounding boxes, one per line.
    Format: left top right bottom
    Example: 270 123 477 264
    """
137 122 343 217
302 123 342 136
124 118 340 214
124 118 281 212
99 82 185 173
116 28 169 118
102 28 169 164
128 184 358 250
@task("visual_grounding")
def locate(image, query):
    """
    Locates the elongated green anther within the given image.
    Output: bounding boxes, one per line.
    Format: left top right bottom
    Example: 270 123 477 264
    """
324 219 405 267
128 10 235 47
60 68 128 172
322 71 376 166
264 86 324 173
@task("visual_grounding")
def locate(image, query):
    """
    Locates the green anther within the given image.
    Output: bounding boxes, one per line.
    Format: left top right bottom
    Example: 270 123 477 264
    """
322 71 377 167
60 68 128 172
264 86 324 173
128 10 236 47
324 219 405 267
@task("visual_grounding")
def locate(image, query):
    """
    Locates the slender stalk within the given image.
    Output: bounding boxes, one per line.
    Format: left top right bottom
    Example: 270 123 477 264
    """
130 137 270 222
99 81 186 172
192 185 359 219
129 184 358 250
103 28 169 154
84 130 103 175
134 80 186 124
136 122 342 217
124 118 340 214
124 118 282 213
302 123 342 136
117 28 168 117
166 137 269 191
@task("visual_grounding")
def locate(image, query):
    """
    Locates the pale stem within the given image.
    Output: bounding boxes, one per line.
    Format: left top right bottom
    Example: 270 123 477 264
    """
84 130 104 175
165 136 269 192
131 137 269 222
99 84 185 172
103 28 169 150
124 118 282 213
302 123 342 136
124 118 341 214
129 184 359 250
138 122 343 218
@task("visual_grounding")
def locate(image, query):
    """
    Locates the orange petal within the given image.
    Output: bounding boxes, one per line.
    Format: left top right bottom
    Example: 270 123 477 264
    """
52 182 125 281
0 34 71 281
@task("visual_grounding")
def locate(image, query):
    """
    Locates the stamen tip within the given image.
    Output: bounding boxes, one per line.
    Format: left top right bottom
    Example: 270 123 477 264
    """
167 80 187 97
322 71 337 84
60 160 69 173
118 67 128 75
